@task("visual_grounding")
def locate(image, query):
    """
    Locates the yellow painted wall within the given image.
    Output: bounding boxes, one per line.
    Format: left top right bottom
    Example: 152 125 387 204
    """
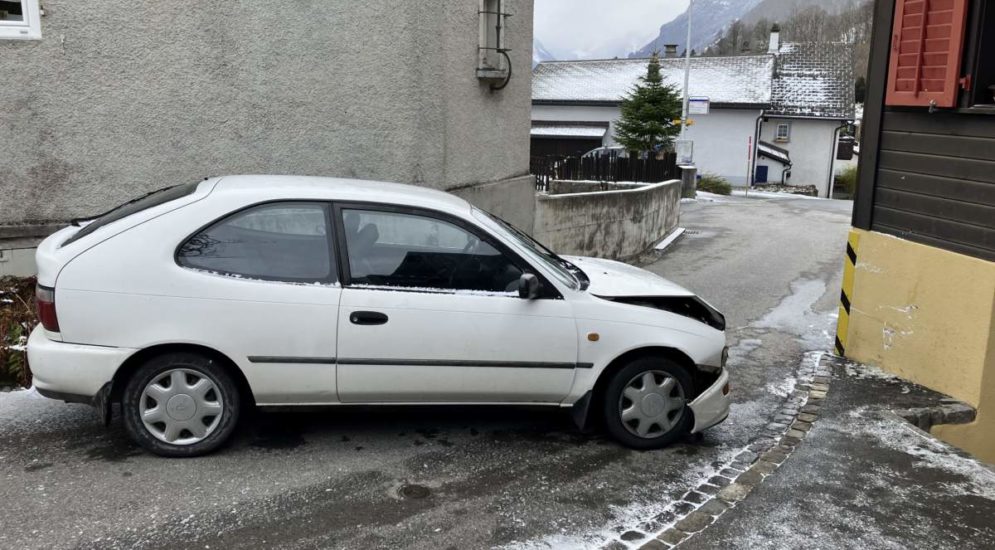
844 228 995 463
932 298 995 464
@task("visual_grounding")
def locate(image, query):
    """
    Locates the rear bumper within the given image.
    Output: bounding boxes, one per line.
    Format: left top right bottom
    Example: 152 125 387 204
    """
27 326 134 399
689 368 731 433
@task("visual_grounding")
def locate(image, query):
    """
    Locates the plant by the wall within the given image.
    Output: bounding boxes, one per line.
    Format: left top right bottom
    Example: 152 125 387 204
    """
0 277 37 388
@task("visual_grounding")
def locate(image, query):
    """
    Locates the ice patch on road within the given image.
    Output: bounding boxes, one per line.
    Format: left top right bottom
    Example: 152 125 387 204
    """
752 278 834 350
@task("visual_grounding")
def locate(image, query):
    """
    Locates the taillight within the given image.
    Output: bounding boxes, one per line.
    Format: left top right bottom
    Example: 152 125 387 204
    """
36 285 60 332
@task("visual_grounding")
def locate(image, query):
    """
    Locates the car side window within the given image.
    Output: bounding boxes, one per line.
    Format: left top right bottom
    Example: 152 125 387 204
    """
341 208 522 294
178 202 336 283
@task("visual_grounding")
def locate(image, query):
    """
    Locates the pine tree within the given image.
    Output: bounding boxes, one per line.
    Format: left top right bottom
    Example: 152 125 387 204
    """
613 54 683 155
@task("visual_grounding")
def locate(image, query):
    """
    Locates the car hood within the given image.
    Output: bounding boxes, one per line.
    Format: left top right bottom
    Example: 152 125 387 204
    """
563 256 695 298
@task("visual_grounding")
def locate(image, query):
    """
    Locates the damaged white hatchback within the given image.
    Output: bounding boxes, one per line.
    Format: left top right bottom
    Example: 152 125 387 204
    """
28 175 730 457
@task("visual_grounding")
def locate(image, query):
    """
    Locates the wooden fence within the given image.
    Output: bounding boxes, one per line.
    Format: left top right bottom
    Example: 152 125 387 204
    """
531 152 678 191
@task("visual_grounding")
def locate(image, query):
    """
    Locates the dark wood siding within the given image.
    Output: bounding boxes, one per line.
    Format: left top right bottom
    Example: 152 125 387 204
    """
530 137 603 158
870 109 995 261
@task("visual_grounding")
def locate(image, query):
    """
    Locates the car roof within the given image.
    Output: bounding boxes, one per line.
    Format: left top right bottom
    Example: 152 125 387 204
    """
211 175 473 215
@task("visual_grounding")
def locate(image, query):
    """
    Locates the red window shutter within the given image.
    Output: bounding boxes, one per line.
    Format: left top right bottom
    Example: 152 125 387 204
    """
885 0 969 107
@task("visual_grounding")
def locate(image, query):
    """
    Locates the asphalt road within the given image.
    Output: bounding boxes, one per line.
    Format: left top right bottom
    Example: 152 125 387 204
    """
0 192 853 549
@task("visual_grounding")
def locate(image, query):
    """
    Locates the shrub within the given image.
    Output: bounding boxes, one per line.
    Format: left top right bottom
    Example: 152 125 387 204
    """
1 276 37 388
696 173 733 195
836 165 859 197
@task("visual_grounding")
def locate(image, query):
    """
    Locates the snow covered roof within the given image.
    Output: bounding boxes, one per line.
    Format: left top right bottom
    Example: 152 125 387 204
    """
757 141 791 165
533 44 855 120
532 55 775 106
530 124 607 138
770 42 855 119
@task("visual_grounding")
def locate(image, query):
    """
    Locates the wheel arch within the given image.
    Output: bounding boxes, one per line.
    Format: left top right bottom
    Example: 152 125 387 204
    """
110 343 255 407
574 346 701 431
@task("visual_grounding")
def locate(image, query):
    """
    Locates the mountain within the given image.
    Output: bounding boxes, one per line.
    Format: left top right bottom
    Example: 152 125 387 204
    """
630 0 858 58
630 0 763 58
736 0 856 25
533 39 556 67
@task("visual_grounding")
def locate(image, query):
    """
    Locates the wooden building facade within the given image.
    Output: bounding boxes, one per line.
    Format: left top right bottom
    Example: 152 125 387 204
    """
840 0 995 463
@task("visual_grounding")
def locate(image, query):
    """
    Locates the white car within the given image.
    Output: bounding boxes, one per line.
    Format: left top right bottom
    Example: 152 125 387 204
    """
28 175 730 457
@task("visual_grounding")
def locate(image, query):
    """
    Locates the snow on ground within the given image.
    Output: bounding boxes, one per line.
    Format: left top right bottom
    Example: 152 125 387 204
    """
504 446 745 550
854 413 995 501
765 376 797 398
843 361 903 381
732 190 825 200
682 191 729 203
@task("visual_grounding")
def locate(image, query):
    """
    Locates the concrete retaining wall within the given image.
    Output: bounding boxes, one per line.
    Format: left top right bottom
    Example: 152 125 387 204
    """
533 179 680 260
546 180 644 195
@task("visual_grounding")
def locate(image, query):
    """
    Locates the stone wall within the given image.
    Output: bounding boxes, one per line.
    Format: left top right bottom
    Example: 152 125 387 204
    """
533 180 681 260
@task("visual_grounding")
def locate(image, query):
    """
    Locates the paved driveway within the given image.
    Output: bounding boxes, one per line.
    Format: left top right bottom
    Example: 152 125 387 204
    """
0 193 853 549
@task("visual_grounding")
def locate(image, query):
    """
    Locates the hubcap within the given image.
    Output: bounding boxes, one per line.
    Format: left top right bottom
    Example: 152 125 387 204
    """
140 368 223 446
619 370 686 438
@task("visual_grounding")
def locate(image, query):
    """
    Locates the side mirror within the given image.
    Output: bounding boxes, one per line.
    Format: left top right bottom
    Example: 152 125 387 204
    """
518 273 540 299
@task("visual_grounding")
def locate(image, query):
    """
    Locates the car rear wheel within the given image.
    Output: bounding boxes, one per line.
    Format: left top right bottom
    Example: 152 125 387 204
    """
122 352 240 457
603 357 693 450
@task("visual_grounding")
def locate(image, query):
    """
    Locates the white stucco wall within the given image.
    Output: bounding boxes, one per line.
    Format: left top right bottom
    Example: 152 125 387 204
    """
683 109 762 186
758 117 843 197
0 0 535 233
532 104 761 186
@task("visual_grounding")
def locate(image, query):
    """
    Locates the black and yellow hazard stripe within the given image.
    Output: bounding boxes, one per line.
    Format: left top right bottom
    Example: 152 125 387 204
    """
835 230 860 356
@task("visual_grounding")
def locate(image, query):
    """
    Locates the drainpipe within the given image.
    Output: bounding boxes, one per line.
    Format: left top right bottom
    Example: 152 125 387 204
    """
827 120 849 198
749 110 766 186
781 164 792 185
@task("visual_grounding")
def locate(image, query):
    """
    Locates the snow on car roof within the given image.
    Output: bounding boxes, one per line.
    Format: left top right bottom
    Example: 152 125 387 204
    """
532 55 775 105
213 175 472 214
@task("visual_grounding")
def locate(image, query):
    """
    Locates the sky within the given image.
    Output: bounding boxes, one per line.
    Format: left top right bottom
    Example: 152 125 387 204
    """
534 0 689 60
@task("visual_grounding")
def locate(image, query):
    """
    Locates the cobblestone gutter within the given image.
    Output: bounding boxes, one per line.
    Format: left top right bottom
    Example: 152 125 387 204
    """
606 352 980 550
605 351 832 549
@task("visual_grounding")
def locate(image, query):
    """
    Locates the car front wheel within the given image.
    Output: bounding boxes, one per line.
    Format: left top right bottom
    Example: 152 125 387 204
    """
603 357 693 450
122 352 240 457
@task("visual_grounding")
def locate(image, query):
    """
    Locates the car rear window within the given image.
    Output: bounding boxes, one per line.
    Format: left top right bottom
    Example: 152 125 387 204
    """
62 181 200 247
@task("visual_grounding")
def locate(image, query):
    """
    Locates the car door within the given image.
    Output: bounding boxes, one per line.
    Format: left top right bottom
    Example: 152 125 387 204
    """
334 204 579 403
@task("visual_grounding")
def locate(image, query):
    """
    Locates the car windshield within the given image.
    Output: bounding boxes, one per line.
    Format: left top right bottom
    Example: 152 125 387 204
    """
473 208 588 291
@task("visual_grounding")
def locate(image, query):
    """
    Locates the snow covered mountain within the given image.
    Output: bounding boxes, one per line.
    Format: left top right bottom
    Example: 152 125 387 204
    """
533 39 556 67
629 0 858 58
630 0 763 58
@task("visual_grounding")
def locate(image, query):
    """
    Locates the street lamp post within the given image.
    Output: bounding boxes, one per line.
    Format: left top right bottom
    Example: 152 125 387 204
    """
680 0 693 140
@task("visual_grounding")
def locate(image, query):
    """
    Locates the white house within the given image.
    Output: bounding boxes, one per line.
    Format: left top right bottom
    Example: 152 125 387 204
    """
531 31 855 197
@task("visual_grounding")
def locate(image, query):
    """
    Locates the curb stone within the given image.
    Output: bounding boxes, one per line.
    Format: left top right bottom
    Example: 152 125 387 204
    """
607 351 832 548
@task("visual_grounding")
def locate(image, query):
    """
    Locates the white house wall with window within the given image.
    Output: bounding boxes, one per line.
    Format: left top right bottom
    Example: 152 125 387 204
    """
531 32 854 196
0 0 41 40
0 0 536 276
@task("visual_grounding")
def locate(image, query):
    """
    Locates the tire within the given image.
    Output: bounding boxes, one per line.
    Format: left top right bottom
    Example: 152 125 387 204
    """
603 357 693 450
122 352 241 457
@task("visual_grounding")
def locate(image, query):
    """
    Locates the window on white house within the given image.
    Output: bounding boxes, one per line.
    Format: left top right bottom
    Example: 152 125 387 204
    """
477 0 510 80
775 123 791 143
0 0 41 40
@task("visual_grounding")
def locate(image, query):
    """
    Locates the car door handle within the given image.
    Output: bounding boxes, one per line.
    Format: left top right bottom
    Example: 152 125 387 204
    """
350 311 389 325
